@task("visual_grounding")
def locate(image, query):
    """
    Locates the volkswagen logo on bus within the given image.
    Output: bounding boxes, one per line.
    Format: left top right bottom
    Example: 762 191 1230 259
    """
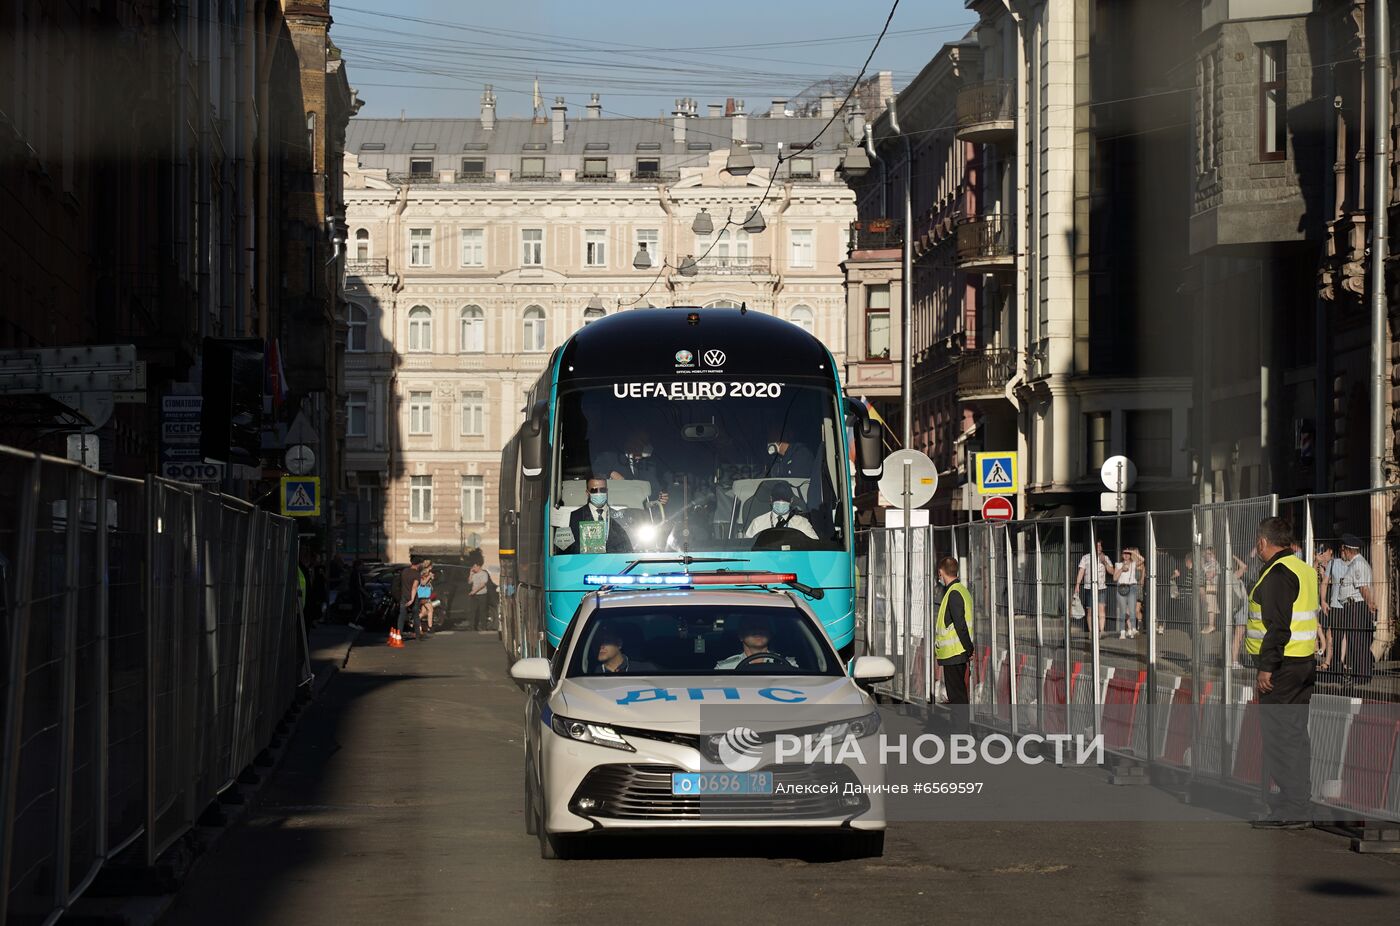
674 349 694 367
703 349 727 368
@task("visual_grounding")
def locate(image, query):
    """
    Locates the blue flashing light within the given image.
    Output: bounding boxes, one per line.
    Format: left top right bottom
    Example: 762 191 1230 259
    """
583 573 691 587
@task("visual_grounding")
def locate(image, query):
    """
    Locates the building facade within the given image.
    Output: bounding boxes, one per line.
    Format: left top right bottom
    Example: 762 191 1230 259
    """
340 93 859 564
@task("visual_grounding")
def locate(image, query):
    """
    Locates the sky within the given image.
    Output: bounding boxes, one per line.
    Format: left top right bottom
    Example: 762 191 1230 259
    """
331 0 976 121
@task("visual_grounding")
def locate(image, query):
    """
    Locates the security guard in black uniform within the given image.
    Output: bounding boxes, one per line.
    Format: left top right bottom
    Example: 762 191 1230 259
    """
1247 516 1318 829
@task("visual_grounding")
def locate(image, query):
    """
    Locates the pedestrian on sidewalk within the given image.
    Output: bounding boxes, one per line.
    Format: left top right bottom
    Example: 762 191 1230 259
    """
416 560 436 638
934 557 974 734
391 560 421 648
1074 541 1113 636
467 559 490 630
1247 517 1318 829
1114 547 1145 638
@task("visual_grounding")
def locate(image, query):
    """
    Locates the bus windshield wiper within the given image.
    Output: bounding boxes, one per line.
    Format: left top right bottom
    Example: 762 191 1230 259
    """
618 555 749 575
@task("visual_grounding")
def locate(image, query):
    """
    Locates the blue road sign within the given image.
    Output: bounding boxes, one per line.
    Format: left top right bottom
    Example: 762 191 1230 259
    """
281 476 321 517
974 452 1018 495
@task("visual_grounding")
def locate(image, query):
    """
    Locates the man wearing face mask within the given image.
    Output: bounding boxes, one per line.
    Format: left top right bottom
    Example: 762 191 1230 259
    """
763 431 815 480
561 475 633 554
743 482 817 539
601 433 671 506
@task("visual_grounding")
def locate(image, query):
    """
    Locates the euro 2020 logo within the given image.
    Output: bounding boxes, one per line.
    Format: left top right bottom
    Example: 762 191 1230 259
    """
716 726 764 772
674 349 694 366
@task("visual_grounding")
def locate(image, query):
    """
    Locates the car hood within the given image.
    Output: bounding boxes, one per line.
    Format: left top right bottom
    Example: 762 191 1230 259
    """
553 675 871 729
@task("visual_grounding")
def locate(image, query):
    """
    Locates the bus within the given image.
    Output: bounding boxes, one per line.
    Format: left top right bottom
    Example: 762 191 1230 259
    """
497 306 881 660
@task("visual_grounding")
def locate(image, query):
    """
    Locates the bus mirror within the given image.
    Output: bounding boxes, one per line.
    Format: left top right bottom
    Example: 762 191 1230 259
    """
522 403 546 478
856 418 882 478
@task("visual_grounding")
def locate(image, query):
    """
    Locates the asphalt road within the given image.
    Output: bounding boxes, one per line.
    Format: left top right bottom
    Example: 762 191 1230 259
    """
162 631 1400 926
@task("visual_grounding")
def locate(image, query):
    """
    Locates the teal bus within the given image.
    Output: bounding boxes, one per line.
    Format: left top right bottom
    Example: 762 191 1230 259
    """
497 306 881 660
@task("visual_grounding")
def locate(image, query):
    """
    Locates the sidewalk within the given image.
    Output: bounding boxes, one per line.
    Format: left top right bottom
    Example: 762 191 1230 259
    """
307 621 361 695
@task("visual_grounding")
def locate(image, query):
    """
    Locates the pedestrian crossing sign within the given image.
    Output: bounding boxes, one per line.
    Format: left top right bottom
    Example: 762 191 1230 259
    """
280 476 321 517
974 452 1018 495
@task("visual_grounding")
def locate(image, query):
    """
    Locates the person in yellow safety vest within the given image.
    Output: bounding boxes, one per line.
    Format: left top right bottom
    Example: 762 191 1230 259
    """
1247 516 1318 829
297 563 308 616
934 556 974 707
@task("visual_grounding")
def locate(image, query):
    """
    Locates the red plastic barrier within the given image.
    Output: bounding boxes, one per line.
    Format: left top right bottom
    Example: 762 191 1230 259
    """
1103 670 1147 751
1230 699 1263 785
994 653 1028 722
1334 716 1400 812
1042 661 1082 734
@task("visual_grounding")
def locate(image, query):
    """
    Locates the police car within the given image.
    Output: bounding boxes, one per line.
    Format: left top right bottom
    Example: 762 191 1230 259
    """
509 571 894 860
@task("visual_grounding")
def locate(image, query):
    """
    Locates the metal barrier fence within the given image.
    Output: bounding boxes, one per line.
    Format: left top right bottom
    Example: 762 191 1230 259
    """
0 447 308 925
866 488 1400 823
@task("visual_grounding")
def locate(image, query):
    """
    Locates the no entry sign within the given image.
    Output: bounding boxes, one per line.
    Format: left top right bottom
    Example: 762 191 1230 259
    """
982 496 1014 522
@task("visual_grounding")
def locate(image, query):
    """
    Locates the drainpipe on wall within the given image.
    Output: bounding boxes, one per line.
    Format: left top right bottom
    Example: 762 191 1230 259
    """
1370 0 1390 489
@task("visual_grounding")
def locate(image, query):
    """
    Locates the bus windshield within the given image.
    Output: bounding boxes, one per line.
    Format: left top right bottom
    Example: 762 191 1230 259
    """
552 381 848 554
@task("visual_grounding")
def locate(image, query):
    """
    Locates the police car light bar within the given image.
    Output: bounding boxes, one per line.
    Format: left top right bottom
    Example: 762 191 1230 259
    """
583 571 799 588
583 574 691 586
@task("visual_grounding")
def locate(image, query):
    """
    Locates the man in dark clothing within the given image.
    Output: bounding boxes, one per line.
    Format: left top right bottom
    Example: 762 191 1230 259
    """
934 557 975 734
764 434 815 480
560 475 633 555
1248 516 1318 829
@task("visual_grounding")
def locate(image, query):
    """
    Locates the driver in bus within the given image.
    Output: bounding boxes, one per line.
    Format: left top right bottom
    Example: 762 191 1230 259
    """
743 482 817 539
715 615 798 669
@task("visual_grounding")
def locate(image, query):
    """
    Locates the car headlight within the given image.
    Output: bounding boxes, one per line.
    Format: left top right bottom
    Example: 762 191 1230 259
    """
821 709 882 742
551 714 635 752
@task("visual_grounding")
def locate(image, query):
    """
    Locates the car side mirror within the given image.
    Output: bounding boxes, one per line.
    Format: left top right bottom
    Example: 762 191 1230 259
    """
510 657 552 690
851 656 895 684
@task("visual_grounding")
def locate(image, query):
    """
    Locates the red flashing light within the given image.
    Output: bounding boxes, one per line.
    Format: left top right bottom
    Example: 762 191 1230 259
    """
687 572 798 586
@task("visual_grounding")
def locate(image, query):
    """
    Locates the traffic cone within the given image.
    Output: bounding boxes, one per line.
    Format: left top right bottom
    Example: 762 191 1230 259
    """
388 628 404 648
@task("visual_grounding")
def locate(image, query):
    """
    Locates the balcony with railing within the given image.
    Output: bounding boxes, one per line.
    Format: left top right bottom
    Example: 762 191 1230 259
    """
955 347 1017 400
633 170 681 184
956 80 1014 143
387 171 442 185
511 170 563 182
848 220 903 254
345 258 388 276
454 170 494 183
955 214 1014 273
694 256 772 276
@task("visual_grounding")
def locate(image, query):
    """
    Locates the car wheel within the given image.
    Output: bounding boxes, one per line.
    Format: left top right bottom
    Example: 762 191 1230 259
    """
844 829 885 859
524 763 538 836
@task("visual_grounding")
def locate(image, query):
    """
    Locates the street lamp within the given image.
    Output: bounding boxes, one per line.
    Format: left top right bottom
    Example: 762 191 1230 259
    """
691 208 714 236
632 243 652 269
741 206 766 234
678 255 698 277
725 145 754 176
839 143 872 179
586 294 606 311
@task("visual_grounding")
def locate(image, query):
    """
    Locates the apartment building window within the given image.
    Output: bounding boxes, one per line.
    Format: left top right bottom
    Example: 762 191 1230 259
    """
1085 411 1110 473
523 305 547 352
1259 42 1287 161
410 475 433 522
407 306 433 352
520 156 545 178
585 229 608 267
582 157 608 178
461 475 485 523
865 285 890 360
409 391 433 436
347 304 368 352
409 228 433 267
636 158 661 177
1127 410 1173 477
346 390 367 437
461 157 486 176
789 156 814 178
460 305 485 352
789 304 815 334
790 228 814 268
636 228 659 267
697 228 749 264
461 228 485 267
354 228 370 261
461 390 485 436
522 228 544 266
409 157 434 177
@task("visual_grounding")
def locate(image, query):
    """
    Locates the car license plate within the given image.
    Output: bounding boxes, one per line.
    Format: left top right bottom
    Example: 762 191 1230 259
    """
671 771 774 796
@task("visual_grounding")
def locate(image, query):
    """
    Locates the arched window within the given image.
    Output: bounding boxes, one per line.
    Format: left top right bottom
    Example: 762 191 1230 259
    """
354 228 370 261
522 305 546 352
408 306 433 352
582 306 605 326
459 305 485 352
347 303 368 352
789 304 815 334
705 299 741 309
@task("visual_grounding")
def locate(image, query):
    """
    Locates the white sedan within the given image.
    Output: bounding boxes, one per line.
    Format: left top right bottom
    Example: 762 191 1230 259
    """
510 585 895 859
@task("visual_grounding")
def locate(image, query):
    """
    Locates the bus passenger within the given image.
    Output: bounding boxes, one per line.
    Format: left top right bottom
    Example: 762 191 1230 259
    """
743 482 817 539
560 475 634 555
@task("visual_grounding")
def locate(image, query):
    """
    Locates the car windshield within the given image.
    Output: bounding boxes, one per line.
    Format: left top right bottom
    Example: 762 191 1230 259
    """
552 382 848 554
565 603 842 678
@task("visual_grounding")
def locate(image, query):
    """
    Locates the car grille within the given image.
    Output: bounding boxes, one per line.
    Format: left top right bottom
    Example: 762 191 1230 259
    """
571 764 868 820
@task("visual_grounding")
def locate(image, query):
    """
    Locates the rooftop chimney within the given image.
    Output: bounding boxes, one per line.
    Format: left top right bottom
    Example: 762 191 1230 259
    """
708 102 722 117
731 99 747 142
551 96 567 145
587 94 602 118
673 100 687 145
849 104 865 143
820 93 836 119
770 98 788 118
725 97 735 116
481 85 496 131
